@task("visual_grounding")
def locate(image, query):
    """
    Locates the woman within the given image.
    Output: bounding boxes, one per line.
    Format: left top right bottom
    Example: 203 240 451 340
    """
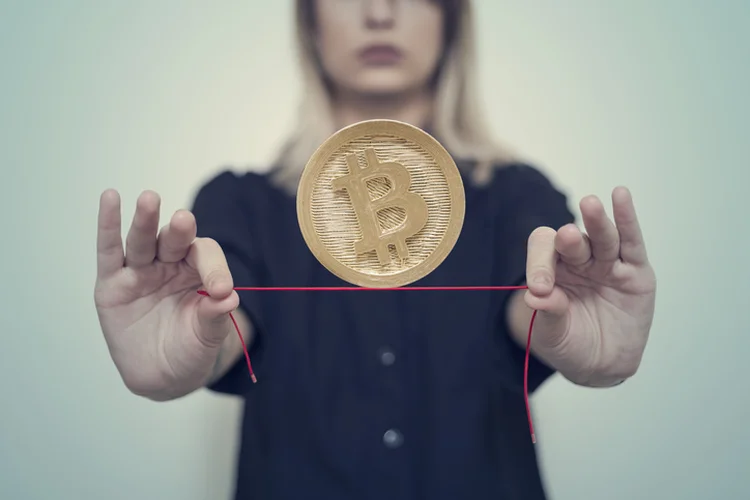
94 1 656 499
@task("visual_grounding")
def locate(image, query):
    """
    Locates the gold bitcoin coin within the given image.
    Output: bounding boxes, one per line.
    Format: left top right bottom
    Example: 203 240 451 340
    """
296 119 465 288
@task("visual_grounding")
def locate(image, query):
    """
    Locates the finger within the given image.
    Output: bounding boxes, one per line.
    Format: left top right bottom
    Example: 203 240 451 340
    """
523 287 570 350
526 226 557 296
195 290 240 348
156 210 197 263
524 286 570 320
555 223 592 267
580 195 620 262
97 189 124 277
185 237 234 300
125 190 160 268
612 186 648 265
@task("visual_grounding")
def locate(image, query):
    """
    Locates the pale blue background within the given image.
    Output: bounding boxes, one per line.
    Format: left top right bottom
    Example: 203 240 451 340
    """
1 1 748 499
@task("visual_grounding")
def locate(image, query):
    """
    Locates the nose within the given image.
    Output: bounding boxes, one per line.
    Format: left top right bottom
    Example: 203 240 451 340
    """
364 0 396 29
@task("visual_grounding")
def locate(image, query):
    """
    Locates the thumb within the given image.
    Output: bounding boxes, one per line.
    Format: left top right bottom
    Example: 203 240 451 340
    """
524 286 569 317
194 290 240 348
524 287 570 349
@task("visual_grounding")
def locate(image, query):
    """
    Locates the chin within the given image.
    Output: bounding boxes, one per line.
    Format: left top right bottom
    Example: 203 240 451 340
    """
347 70 419 97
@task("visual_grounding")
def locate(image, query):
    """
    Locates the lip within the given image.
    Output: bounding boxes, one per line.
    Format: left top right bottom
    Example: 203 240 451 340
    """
358 44 403 65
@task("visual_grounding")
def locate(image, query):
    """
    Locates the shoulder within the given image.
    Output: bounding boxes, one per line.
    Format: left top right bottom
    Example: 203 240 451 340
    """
462 159 569 205
193 167 277 199
482 161 566 197
191 167 290 211
467 160 575 226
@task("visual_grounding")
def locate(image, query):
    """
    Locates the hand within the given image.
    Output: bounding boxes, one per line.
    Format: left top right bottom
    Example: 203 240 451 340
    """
94 189 240 400
524 186 656 387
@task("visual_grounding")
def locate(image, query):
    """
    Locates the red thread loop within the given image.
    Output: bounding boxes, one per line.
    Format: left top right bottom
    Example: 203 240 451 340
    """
197 285 538 443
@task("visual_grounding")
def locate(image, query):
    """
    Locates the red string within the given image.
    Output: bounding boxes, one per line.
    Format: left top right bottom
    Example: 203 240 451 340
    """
197 285 538 443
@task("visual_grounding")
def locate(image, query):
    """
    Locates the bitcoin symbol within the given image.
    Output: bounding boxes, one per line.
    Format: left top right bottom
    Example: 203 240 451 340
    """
296 119 465 288
331 148 428 266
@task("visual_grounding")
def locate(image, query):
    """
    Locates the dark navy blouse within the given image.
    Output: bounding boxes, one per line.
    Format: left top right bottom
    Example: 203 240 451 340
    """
191 160 575 500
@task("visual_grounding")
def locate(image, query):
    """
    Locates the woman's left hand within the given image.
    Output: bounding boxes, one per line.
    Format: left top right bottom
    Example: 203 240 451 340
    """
524 186 656 387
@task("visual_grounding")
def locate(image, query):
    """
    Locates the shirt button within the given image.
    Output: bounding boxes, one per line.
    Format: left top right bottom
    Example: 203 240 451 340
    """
383 429 403 448
378 347 395 366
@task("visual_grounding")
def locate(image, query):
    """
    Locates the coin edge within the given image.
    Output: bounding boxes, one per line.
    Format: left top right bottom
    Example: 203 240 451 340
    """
296 119 466 288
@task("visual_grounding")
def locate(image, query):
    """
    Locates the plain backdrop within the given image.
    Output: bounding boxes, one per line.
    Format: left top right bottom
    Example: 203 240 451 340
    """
1 1 748 499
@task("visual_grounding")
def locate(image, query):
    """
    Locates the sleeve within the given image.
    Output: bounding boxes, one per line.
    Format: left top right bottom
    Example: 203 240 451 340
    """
190 170 268 396
490 164 576 395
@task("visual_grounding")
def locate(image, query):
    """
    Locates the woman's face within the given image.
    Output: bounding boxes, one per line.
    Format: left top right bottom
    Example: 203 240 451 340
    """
313 0 445 96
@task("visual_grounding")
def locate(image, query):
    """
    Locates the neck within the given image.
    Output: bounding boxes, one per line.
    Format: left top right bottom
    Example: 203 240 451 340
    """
330 87 434 131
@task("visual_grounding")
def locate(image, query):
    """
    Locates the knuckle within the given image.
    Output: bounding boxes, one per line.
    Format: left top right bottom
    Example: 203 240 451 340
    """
157 229 175 249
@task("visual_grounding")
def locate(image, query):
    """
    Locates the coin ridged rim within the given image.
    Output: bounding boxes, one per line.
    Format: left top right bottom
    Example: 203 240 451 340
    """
296 119 466 288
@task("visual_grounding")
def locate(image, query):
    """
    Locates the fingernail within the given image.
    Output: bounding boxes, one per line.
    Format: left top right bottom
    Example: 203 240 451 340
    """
533 274 552 286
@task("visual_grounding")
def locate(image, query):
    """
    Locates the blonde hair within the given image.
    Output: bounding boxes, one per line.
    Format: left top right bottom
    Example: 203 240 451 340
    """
269 0 515 193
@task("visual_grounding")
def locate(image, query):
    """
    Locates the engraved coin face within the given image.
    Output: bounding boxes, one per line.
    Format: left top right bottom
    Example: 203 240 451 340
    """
296 119 465 288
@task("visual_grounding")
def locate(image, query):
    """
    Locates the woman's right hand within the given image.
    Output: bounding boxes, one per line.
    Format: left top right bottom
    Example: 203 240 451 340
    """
94 189 240 400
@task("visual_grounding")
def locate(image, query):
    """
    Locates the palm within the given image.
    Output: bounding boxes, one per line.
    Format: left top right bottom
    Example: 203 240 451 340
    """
97 261 207 384
97 260 193 311
95 189 238 399
526 187 656 386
